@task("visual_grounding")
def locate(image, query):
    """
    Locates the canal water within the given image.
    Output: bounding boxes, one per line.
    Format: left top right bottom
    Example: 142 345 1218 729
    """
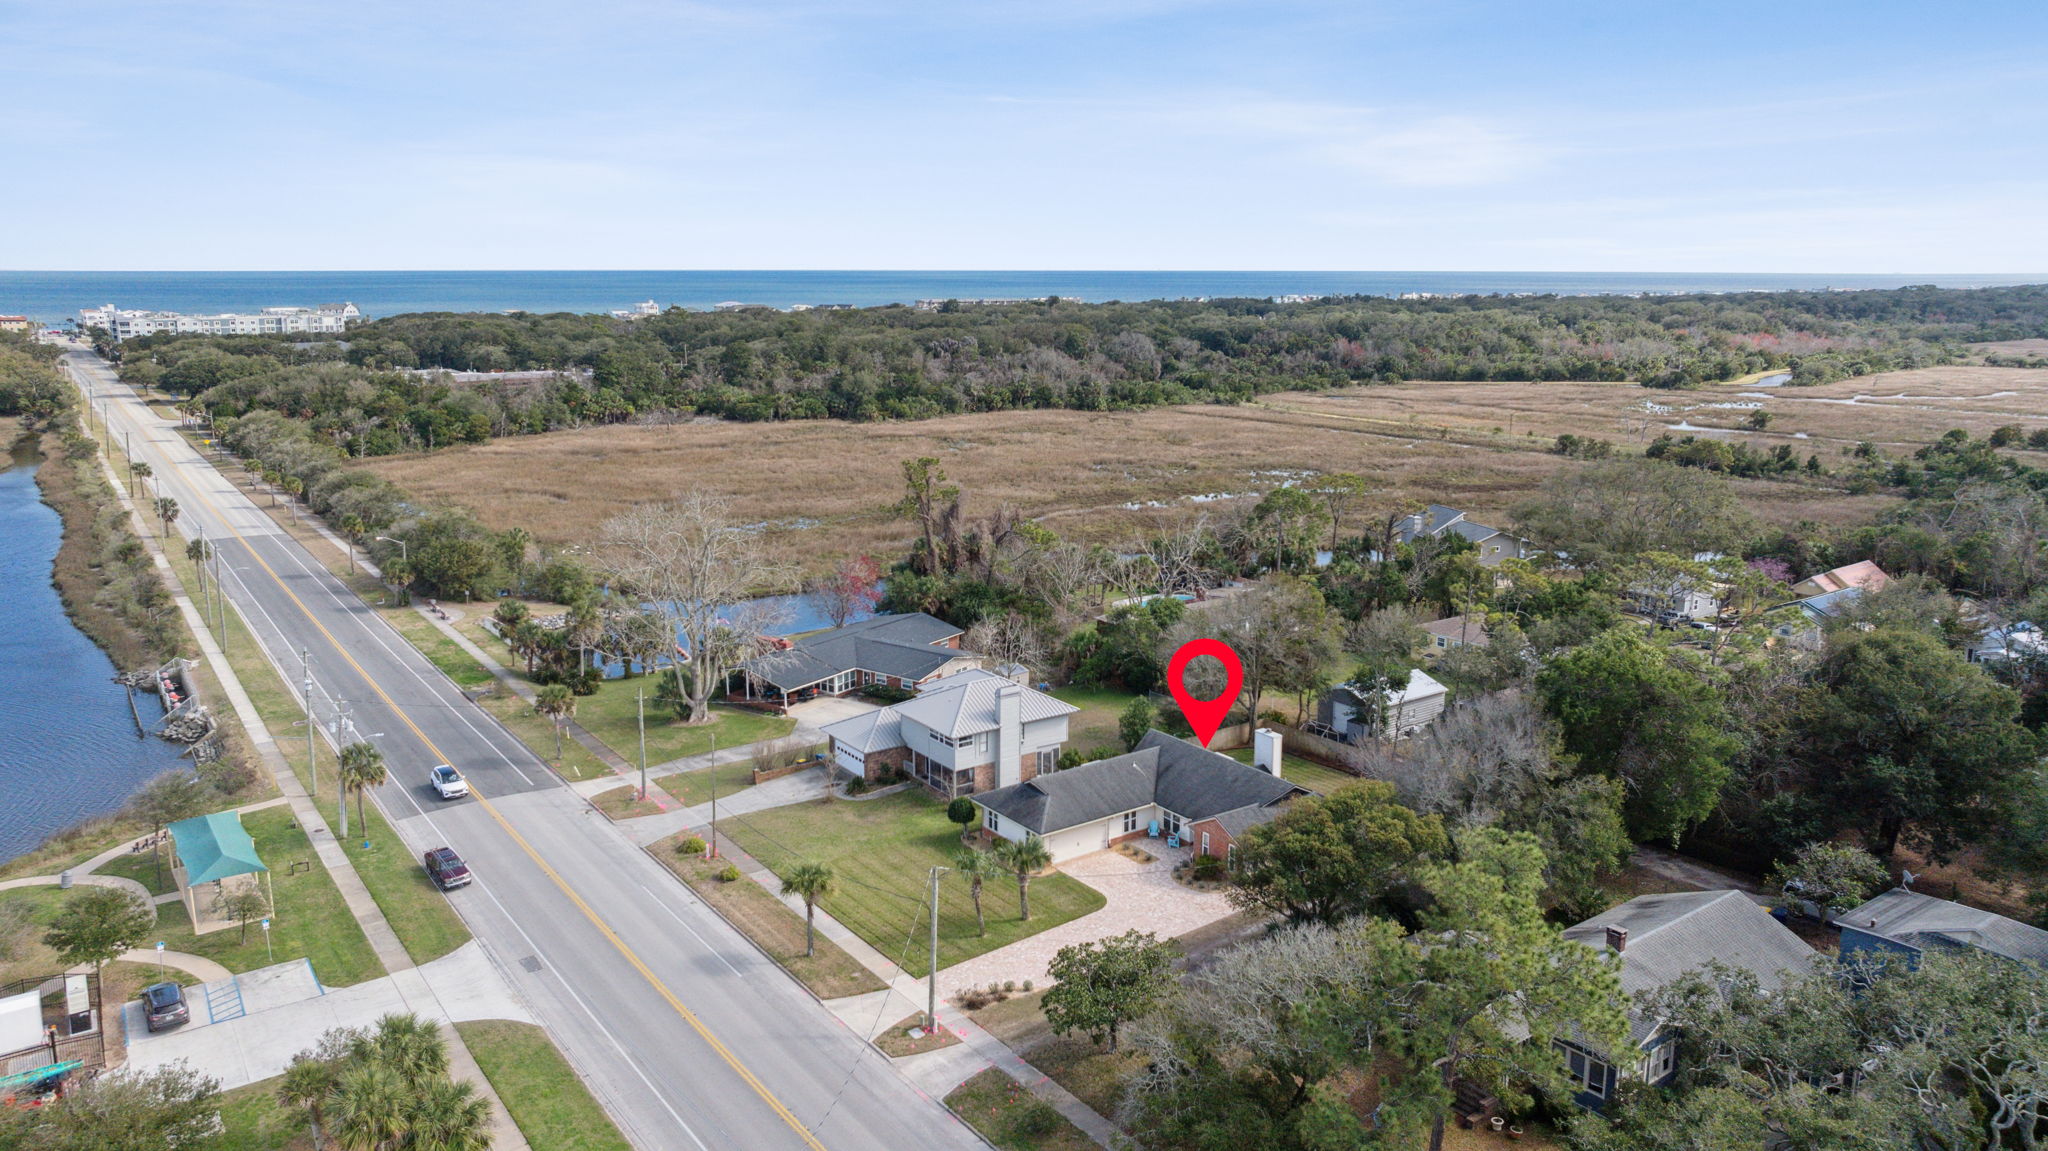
0 439 186 864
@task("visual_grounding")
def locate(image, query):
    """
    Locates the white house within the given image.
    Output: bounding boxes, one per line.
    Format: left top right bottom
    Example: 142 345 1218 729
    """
971 730 1309 863
819 670 1076 798
1316 668 1448 742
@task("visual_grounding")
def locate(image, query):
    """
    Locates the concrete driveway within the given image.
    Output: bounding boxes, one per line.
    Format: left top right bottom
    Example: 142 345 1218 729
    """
788 695 881 728
928 843 1235 998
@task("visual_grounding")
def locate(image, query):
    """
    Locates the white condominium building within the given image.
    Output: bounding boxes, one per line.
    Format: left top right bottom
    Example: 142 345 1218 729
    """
78 302 360 340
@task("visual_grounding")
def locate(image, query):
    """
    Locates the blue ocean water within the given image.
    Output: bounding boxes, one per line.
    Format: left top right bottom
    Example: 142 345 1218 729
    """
2 269 2041 325
0 442 189 864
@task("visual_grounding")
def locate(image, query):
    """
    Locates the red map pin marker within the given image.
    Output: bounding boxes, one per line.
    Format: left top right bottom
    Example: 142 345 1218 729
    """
1166 638 1243 748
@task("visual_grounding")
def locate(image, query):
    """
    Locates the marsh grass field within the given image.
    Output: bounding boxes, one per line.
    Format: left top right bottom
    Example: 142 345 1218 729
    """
361 355 2048 568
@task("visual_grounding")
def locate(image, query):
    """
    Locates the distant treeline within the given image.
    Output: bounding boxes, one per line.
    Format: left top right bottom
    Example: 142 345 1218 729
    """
103 284 2048 454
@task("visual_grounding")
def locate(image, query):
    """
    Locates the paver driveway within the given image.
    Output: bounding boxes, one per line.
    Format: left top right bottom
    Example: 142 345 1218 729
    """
932 842 1234 997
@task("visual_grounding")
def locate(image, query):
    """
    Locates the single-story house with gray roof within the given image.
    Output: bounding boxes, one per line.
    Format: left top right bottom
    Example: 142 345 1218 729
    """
1838 887 2048 970
736 612 979 711
1553 889 1815 1110
971 730 1309 863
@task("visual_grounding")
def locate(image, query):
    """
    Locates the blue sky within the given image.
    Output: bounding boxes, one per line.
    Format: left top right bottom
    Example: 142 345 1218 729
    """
5 0 2045 271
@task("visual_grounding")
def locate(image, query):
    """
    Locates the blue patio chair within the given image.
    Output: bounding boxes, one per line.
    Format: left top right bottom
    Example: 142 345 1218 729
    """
1166 834 1181 849
1146 821 1160 838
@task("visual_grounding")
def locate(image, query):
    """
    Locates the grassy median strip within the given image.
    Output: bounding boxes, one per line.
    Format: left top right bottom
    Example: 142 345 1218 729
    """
650 835 886 999
454 1019 633 1151
721 792 1106 978
943 1067 1097 1151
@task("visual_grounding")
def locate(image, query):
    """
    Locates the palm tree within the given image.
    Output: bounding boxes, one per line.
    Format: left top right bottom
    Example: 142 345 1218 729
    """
780 862 835 957
339 514 366 573
337 742 387 840
535 683 576 761
129 459 152 498
405 1078 493 1151
277 1053 341 1149
329 1062 408 1151
953 848 996 937
993 836 1053 921
355 1012 448 1085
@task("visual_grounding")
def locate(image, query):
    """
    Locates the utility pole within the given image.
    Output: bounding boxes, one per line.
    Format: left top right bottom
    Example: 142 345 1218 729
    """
708 733 720 859
926 865 948 1031
637 688 648 802
303 650 317 800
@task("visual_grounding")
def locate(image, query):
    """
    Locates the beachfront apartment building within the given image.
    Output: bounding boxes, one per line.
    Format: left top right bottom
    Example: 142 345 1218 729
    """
78 302 359 340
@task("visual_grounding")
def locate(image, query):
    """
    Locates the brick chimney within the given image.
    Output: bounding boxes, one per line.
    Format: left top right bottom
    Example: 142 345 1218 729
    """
1604 925 1628 953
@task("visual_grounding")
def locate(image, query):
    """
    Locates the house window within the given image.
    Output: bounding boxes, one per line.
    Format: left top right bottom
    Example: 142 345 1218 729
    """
931 731 961 748
1556 1042 1609 1099
1122 810 1140 834
1640 1042 1675 1082
1161 811 1182 837
1036 749 1057 774
1200 831 1211 856
985 809 1001 834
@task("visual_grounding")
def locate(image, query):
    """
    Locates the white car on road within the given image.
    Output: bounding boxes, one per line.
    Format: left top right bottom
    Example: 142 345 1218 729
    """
429 764 469 799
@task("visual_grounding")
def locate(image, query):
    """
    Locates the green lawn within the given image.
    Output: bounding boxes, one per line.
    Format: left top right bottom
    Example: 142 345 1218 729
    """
1221 747 1366 796
1049 685 1144 757
719 792 1107 978
943 1067 1097 1151
657 759 757 807
455 1020 633 1151
573 682 795 766
214 1075 312 1151
91 848 182 895
2 808 383 988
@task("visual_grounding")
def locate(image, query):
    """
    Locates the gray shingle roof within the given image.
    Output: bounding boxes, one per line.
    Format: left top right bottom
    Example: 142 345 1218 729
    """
1563 890 1816 1046
975 730 1305 836
1206 804 1285 840
1841 888 2048 966
741 612 969 691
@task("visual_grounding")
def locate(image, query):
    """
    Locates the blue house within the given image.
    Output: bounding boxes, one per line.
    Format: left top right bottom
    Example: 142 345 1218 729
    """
1837 887 2048 970
1554 890 1816 1110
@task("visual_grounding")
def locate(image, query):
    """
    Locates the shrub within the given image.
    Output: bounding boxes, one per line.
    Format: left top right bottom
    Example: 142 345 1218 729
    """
676 835 707 856
846 777 870 796
715 863 741 883
1022 979 1033 992
1191 854 1226 881
947 797 977 827
1003 980 1017 992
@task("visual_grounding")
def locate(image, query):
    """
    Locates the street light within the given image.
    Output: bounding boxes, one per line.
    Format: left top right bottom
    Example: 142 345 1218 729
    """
375 536 408 563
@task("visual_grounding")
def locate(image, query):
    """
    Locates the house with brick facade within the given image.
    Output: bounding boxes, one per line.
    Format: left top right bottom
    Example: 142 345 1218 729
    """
736 612 980 711
820 670 1076 798
971 730 1308 864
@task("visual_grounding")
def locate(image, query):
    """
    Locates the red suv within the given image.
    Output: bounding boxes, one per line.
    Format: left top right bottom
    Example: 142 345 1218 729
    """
424 847 471 890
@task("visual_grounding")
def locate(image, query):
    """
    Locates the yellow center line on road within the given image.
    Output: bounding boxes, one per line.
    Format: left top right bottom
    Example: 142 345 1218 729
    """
130 403 827 1151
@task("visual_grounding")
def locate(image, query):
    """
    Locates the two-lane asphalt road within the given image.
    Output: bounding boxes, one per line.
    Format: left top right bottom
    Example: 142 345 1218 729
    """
65 349 981 1151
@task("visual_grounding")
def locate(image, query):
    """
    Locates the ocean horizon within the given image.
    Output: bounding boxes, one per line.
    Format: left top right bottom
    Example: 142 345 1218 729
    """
2 269 2043 325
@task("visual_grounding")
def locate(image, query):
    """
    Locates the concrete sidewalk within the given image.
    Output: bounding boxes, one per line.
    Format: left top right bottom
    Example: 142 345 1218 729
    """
123 942 530 1091
619 765 831 846
79 398 530 1151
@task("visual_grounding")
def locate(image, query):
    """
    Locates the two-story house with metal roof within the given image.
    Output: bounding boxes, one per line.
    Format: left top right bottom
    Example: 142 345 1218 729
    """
820 670 1077 798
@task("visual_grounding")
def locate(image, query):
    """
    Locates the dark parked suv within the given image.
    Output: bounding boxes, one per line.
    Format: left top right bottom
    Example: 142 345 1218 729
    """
143 982 190 1032
424 847 472 891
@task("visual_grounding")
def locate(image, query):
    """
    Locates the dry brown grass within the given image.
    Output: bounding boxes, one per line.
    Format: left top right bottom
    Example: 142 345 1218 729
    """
359 365 2048 571
872 1011 964 1058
